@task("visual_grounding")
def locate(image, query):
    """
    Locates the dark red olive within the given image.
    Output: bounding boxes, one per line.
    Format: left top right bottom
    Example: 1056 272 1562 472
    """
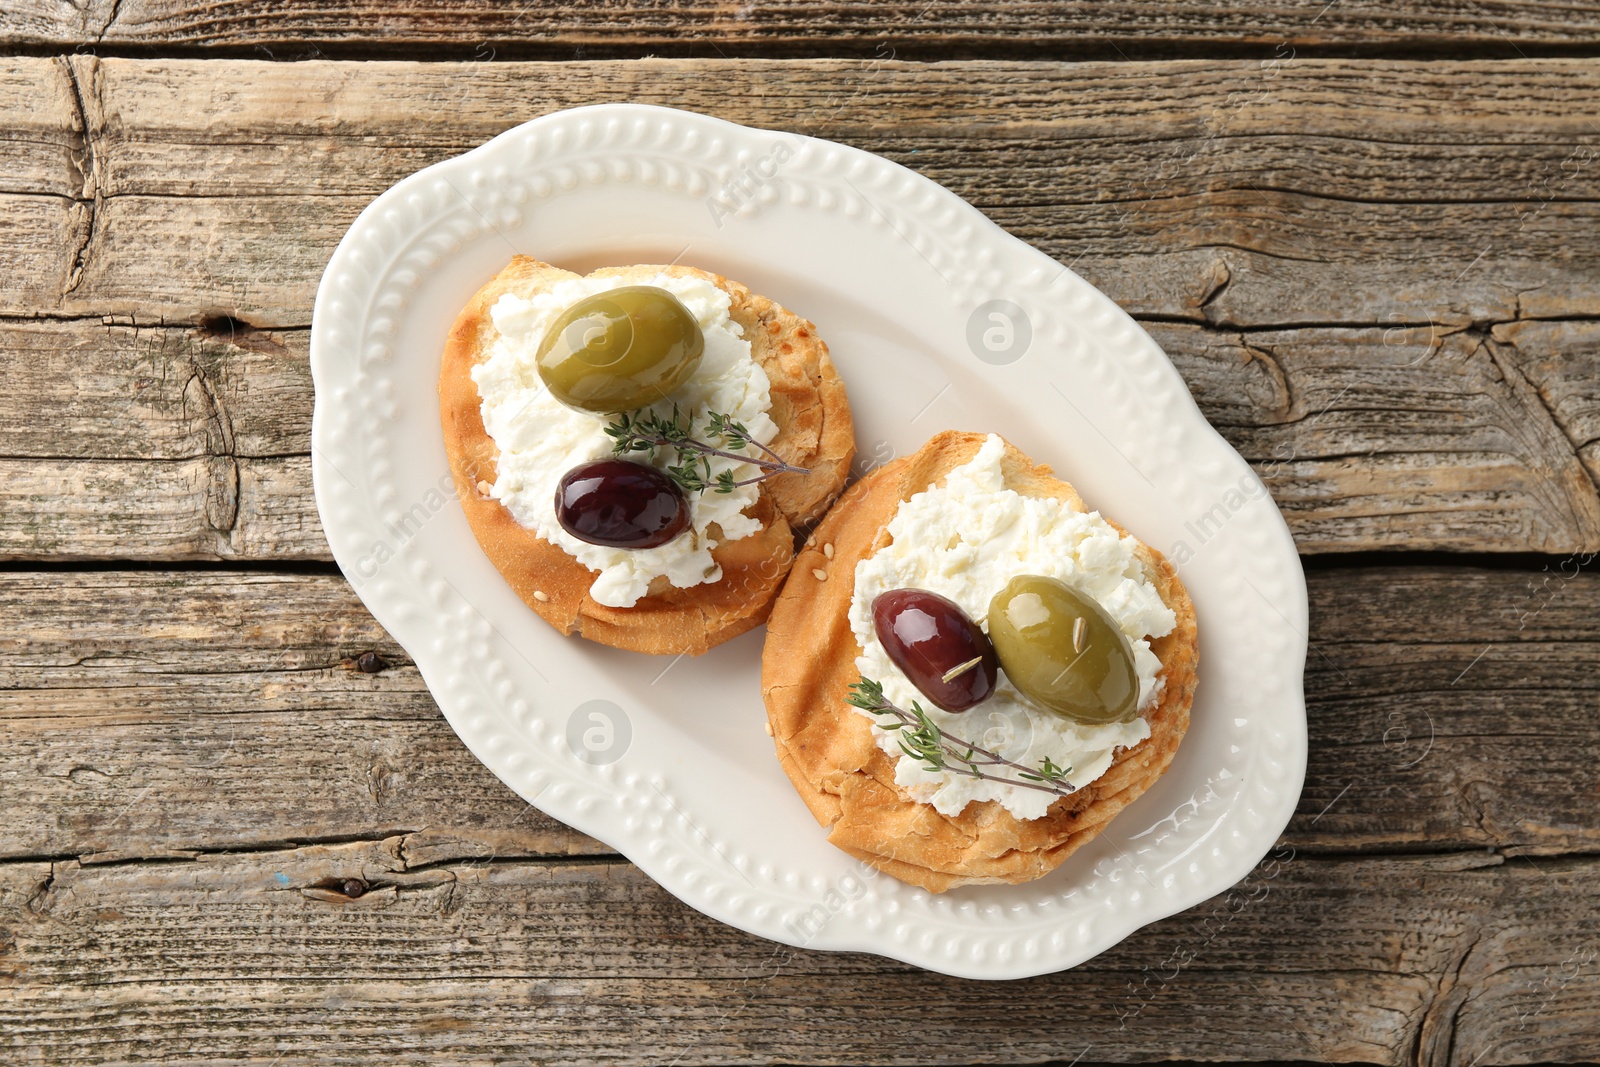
871 588 999 713
555 459 690 549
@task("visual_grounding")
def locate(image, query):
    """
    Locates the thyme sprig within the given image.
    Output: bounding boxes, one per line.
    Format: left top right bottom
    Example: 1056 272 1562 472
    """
605 406 810 495
846 677 1077 799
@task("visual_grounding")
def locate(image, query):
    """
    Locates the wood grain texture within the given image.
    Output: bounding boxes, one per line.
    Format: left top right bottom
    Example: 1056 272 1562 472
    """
1 57 1598 557
0 557 1595 1060
0 318 327 560
6 0 1600 56
2 314 1597 559
0 19 1594 1066
0 844 1594 1066
11 56 1600 330
2 566 1596 865
0 569 598 865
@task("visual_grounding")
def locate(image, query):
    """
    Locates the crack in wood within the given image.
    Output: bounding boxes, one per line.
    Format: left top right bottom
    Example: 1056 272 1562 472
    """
178 344 240 538
95 0 123 44
24 864 56 917
1492 336 1600 497
0 832 626 872
1195 255 1233 324
1412 926 1486 1067
1481 335 1600 542
55 55 103 304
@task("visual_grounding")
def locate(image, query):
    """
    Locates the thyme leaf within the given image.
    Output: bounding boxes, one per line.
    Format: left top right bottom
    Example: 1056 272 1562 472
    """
846 677 1077 800
605 405 810 495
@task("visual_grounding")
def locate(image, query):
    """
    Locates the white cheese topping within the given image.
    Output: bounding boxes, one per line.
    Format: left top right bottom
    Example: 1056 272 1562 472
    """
848 434 1178 821
471 272 777 608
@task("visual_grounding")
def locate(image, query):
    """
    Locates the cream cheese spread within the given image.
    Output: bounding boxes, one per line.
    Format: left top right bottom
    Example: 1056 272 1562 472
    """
847 434 1177 821
472 272 777 608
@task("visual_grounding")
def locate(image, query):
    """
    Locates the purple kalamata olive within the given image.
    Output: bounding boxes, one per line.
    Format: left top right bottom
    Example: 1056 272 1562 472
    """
555 459 690 549
871 588 999 712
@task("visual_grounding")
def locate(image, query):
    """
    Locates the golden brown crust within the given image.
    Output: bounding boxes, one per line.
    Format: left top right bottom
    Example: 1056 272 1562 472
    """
760 431 1199 892
439 256 854 656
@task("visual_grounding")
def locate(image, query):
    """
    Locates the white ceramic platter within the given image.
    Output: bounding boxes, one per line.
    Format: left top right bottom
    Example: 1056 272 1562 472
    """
310 103 1308 980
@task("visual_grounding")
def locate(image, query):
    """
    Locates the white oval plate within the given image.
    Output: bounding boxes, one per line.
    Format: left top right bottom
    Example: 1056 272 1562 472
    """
310 103 1308 980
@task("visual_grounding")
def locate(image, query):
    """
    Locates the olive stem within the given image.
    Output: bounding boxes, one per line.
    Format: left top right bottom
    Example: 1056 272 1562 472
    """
846 678 1077 800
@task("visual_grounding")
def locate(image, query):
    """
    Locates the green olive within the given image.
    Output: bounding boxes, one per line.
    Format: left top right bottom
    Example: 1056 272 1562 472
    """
987 574 1140 725
536 286 705 414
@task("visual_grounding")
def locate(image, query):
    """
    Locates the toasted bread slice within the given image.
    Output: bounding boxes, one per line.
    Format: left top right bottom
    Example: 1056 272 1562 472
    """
439 257 854 656
761 431 1198 891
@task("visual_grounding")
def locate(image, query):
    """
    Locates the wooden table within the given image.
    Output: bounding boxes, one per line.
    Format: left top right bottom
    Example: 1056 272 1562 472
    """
3 4 1599 1064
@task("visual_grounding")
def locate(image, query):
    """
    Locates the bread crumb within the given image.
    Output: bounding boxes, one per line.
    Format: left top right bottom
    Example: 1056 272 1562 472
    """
475 479 493 496
823 542 834 559
533 590 550 602
812 568 828 581
764 721 774 736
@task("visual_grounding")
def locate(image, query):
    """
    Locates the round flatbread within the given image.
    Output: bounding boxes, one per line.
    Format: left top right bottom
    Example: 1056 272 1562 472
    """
439 257 855 655
761 430 1198 891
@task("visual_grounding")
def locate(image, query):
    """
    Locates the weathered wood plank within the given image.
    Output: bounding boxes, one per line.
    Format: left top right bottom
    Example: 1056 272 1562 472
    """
1156 321 1600 553
3 57 1599 556
0 319 309 461
8 57 1600 328
0 55 1593 559
1 566 1596 864
0 570 595 863
1299 561 1600 856
4 313 1597 559
6 0 1600 55
1495 318 1600 490
0 454 322 560
0 60 73 192
0 844 1593 1066
0 318 327 560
